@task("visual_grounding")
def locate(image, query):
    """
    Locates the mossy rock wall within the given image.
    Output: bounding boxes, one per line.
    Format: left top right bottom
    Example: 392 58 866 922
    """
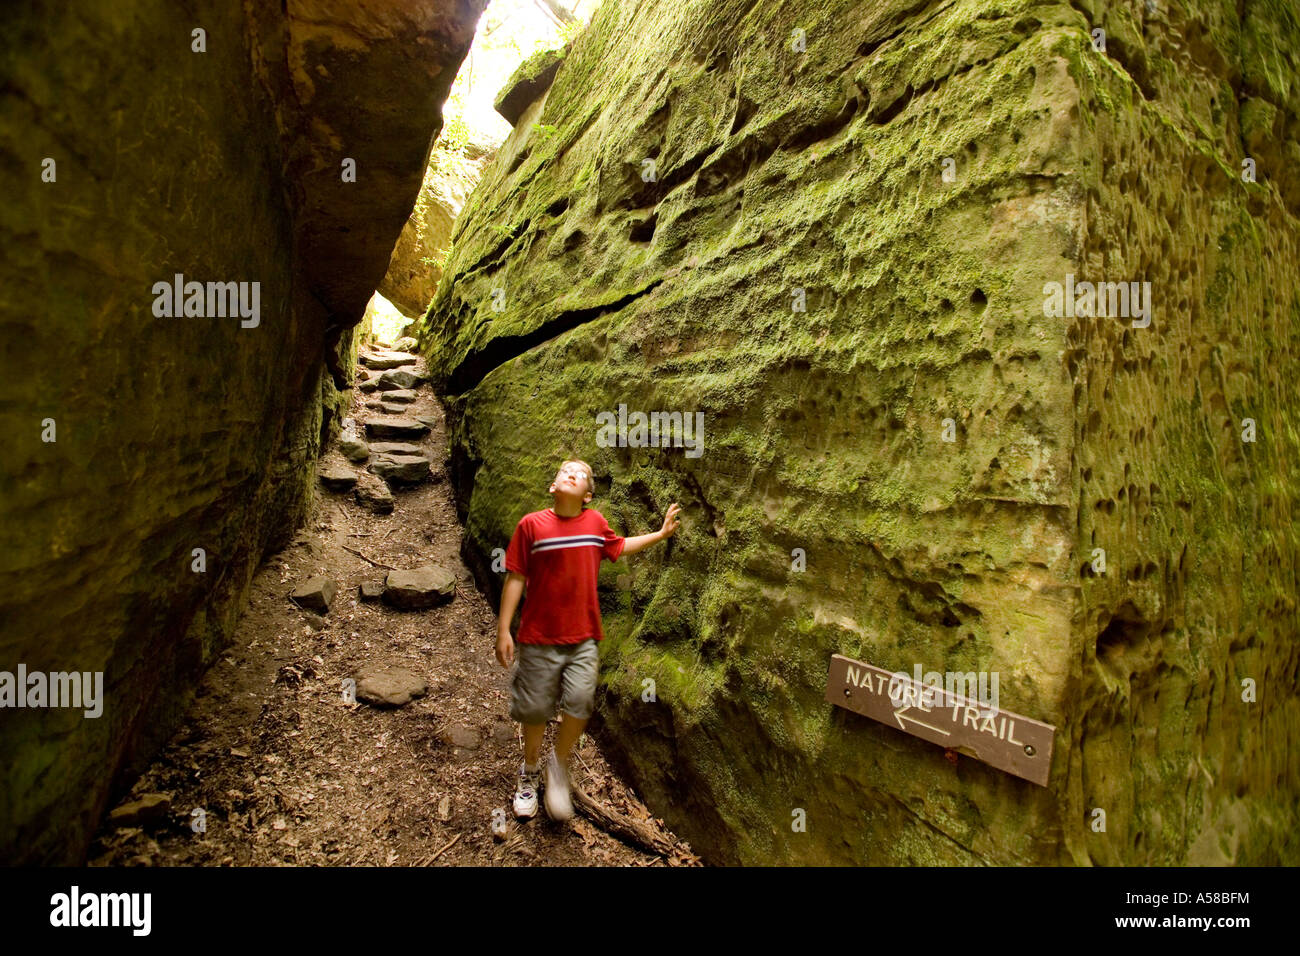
0 0 485 863
425 0 1299 864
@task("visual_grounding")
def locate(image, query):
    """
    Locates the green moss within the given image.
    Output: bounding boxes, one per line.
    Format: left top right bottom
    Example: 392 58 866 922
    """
427 0 1300 866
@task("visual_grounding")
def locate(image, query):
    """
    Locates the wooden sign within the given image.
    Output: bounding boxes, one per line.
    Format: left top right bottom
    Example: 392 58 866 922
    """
825 654 1056 786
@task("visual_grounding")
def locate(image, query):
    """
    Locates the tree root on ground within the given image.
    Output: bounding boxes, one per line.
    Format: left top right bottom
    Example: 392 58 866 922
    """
572 786 675 857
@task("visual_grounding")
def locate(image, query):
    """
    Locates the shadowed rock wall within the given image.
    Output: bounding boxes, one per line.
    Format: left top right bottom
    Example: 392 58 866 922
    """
0 0 486 864
424 0 1299 864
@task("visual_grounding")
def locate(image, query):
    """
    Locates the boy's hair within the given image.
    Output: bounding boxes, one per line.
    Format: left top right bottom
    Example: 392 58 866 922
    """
556 459 595 497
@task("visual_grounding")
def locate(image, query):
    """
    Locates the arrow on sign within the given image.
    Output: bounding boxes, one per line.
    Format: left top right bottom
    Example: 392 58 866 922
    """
826 654 1058 786
893 706 950 736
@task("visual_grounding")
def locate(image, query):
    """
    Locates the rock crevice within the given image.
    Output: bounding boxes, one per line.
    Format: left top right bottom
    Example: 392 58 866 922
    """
0 0 487 864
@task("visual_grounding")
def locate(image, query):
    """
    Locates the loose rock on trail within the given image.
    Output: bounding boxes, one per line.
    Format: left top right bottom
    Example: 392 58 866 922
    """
88 344 698 867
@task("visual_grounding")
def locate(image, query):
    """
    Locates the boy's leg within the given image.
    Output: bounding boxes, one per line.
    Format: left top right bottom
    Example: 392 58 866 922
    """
510 643 563 763
510 644 564 819
541 641 599 821
553 712 588 763
554 639 600 764
522 722 545 766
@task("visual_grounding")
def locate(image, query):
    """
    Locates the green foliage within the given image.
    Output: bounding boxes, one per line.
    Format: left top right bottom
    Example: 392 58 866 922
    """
420 248 450 273
439 108 473 156
557 15 586 48
429 88 473 176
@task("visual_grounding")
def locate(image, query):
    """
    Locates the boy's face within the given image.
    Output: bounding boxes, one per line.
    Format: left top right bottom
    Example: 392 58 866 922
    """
549 462 593 503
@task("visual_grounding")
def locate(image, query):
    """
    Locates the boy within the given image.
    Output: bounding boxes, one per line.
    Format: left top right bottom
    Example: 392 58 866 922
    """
495 459 681 821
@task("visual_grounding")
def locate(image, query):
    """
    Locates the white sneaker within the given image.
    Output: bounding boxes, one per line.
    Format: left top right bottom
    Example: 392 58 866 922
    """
513 762 542 819
543 750 574 821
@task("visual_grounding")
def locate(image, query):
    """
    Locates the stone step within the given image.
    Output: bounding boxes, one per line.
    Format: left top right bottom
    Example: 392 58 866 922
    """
383 564 456 610
368 442 427 457
370 452 430 485
353 665 428 708
319 465 357 492
364 418 430 440
366 400 409 414
359 351 420 370
340 435 370 462
353 473 394 514
382 389 417 403
376 368 421 390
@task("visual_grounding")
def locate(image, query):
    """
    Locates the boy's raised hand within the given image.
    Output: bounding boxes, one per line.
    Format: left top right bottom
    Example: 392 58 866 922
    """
661 502 682 538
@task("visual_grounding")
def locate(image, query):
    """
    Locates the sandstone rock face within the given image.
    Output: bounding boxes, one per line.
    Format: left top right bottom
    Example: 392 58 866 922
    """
378 142 499 318
0 0 486 863
262 1 488 348
495 46 568 126
426 0 1300 864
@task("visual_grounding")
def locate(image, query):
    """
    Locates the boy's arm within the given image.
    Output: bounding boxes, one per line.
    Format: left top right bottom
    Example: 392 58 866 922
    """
620 503 681 558
495 572 526 667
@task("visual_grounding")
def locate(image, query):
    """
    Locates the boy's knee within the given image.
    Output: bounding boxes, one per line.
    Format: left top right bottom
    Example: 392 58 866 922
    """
509 695 555 725
559 642 599 719
561 667 596 719
560 695 594 721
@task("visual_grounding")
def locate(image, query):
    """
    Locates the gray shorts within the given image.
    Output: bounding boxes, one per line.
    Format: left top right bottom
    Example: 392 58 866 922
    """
509 639 599 724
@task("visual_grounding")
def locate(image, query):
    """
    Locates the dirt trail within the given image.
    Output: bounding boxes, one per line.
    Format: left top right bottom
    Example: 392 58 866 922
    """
88 346 697 867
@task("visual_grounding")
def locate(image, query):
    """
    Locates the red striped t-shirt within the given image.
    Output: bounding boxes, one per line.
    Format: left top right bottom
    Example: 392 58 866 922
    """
505 507 626 645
